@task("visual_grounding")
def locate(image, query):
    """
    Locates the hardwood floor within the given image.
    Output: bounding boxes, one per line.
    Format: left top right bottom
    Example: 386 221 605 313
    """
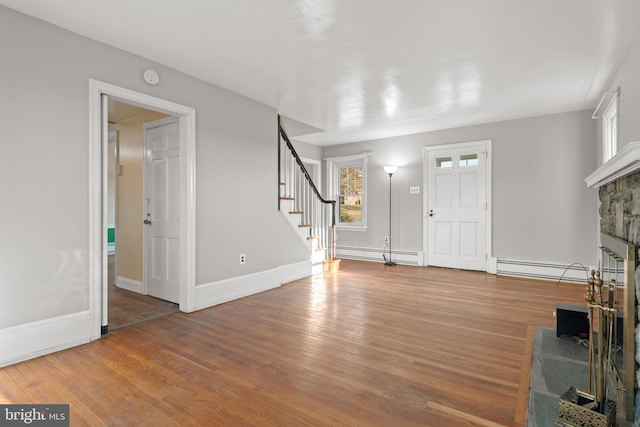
0 260 586 426
108 255 179 330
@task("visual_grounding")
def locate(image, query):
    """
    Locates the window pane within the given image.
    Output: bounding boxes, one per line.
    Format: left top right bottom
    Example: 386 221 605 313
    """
436 157 452 168
335 158 365 227
339 166 362 195
603 97 618 162
339 195 362 223
460 154 478 167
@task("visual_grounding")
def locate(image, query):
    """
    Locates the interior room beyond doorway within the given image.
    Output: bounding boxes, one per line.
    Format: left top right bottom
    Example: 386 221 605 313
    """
107 100 179 330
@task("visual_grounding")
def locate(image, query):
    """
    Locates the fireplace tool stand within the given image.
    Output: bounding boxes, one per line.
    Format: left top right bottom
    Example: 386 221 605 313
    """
555 269 618 427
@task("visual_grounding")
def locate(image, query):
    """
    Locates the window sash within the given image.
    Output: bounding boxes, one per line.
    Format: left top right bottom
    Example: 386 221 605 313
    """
327 155 367 228
602 93 618 163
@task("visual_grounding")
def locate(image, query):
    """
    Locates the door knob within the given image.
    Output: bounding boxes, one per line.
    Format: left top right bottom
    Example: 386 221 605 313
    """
429 210 434 217
143 217 152 225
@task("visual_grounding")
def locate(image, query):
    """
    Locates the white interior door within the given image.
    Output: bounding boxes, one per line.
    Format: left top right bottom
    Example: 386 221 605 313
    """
425 141 490 271
144 118 180 303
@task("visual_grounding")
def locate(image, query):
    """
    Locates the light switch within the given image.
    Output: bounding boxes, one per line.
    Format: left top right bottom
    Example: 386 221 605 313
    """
409 186 420 194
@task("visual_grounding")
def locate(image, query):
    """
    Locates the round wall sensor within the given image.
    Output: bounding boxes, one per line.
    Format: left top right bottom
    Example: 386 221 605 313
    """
143 69 160 85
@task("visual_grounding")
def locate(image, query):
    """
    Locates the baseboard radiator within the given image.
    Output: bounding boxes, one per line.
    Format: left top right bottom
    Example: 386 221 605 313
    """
336 246 420 266
496 258 595 284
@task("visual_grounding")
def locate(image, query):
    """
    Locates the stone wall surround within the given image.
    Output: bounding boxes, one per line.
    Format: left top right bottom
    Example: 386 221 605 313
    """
599 171 640 245
597 170 640 420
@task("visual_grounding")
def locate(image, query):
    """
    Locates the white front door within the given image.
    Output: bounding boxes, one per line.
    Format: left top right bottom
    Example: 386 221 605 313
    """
144 118 180 303
425 141 490 271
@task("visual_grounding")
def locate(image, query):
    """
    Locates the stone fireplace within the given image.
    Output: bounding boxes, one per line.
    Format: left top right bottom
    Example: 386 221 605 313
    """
586 141 640 421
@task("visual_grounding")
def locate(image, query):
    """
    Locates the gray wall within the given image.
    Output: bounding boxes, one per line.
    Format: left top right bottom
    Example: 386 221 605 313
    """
0 6 305 329
291 139 323 162
323 110 598 266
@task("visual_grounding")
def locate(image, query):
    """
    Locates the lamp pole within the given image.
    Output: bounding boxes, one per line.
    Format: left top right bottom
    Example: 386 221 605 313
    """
384 166 398 266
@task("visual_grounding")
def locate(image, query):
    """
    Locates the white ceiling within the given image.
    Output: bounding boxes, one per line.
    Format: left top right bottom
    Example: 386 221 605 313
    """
3 0 640 146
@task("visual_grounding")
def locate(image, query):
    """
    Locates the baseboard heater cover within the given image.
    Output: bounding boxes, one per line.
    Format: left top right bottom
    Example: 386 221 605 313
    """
497 258 595 284
336 246 419 266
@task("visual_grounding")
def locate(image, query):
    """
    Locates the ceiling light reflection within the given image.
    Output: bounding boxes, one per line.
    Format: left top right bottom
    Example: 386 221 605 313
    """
435 65 481 110
295 0 337 39
335 72 364 129
383 83 399 117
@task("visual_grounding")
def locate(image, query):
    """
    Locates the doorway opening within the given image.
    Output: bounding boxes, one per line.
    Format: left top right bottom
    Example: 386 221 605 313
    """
106 101 179 331
89 79 196 340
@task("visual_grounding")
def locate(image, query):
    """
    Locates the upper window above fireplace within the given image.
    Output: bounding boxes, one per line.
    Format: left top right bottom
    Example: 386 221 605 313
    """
602 97 618 162
593 88 619 163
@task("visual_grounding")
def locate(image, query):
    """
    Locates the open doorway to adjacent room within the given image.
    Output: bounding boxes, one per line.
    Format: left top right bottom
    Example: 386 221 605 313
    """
90 79 196 340
106 100 179 330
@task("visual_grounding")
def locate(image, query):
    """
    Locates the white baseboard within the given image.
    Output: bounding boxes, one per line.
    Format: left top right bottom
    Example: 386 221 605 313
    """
116 276 144 294
487 257 498 274
497 258 594 284
194 261 313 311
336 246 420 266
0 311 91 368
280 260 313 284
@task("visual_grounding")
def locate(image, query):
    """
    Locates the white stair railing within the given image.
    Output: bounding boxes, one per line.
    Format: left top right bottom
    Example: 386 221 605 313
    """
278 117 336 261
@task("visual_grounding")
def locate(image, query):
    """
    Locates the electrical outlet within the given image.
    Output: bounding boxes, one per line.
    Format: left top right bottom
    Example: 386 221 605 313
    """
239 253 246 265
384 236 389 244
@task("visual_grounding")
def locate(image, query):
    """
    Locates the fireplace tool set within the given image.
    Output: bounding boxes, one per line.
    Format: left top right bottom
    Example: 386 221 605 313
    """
556 266 621 427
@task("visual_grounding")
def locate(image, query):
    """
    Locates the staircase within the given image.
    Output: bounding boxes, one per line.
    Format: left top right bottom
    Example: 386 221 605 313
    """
278 117 339 274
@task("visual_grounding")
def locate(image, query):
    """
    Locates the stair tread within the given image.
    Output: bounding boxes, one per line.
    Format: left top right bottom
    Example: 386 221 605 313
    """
299 224 312 228
289 211 303 215
280 197 295 200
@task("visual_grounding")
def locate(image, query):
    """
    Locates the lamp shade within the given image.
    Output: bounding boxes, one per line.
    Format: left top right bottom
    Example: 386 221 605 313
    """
384 165 398 175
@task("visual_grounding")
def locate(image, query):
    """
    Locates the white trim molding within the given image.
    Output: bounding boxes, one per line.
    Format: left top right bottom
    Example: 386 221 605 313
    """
592 88 619 119
585 141 640 188
0 311 91 368
116 277 144 294
325 153 368 230
195 270 280 311
89 79 197 337
497 258 594 284
280 260 314 284
194 261 312 311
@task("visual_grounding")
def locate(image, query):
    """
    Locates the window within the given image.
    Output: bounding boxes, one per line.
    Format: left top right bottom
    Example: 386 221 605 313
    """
602 97 618 162
326 154 367 229
436 157 452 168
459 154 478 167
436 154 478 168
593 89 619 163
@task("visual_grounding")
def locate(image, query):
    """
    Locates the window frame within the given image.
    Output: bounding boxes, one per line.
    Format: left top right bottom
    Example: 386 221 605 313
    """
602 96 618 163
326 154 368 231
593 88 619 164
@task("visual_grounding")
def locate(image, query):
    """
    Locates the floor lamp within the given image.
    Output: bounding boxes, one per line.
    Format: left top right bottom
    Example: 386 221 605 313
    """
384 166 398 266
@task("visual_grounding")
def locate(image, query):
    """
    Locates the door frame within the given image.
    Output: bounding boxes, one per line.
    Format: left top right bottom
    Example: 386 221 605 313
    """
89 79 196 340
422 140 492 271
